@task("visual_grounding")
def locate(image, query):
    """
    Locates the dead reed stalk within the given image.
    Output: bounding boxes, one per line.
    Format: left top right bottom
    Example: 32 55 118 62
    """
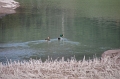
0 56 120 79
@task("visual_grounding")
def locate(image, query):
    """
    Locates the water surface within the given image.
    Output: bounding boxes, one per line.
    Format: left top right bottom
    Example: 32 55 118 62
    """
0 0 120 62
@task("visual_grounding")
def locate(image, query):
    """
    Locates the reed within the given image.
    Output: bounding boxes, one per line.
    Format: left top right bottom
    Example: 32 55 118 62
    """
0 56 120 79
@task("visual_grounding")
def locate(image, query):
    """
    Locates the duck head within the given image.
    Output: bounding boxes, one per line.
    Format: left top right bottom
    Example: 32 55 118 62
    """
60 34 63 37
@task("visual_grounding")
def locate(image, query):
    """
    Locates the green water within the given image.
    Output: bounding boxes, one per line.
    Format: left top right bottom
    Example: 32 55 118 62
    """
0 0 120 62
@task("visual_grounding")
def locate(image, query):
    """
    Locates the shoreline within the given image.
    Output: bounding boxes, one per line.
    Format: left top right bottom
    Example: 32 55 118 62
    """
0 0 19 18
0 56 120 79
0 49 119 79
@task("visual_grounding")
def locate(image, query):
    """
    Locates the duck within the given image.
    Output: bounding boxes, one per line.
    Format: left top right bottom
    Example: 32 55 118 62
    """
58 34 63 40
45 37 50 41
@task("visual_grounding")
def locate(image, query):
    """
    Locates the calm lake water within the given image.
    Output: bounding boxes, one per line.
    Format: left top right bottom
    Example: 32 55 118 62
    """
0 0 120 62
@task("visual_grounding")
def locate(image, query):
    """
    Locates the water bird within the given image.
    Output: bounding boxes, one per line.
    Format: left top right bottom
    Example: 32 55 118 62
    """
45 37 50 41
58 34 63 40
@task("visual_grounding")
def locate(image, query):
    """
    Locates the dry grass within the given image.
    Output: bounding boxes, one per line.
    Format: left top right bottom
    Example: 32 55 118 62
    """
0 56 120 79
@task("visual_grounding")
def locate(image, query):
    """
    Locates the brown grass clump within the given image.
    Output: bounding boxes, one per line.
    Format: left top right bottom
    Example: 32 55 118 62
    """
0 56 120 79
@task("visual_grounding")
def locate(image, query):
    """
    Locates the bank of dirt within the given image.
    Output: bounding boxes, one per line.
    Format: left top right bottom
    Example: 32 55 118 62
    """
0 0 19 18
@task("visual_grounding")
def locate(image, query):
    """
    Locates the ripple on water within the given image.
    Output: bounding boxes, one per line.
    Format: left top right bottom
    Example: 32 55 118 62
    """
0 38 80 62
0 38 79 48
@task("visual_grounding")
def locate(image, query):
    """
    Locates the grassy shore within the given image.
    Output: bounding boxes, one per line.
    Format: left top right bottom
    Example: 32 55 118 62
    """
0 56 120 79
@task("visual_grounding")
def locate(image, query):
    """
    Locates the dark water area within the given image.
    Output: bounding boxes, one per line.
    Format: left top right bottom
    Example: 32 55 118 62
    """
0 0 120 63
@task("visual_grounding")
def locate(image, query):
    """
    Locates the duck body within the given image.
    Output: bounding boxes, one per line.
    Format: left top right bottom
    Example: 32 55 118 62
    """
45 37 50 41
58 37 63 40
58 34 63 41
